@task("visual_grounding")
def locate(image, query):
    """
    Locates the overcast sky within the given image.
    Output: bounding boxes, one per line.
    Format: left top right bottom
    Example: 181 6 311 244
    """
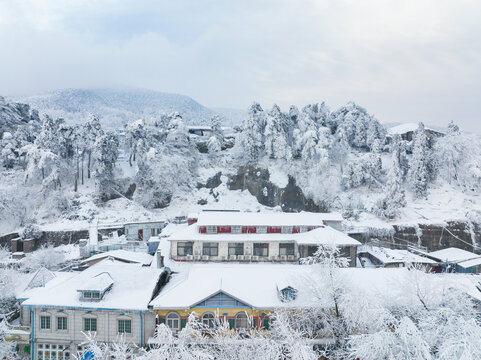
0 0 480 131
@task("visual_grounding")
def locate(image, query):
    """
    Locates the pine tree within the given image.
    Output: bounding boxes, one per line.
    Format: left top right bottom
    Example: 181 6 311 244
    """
241 102 266 165
264 104 290 160
409 122 429 198
210 115 224 144
379 151 406 218
368 138 383 181
93 132 119 202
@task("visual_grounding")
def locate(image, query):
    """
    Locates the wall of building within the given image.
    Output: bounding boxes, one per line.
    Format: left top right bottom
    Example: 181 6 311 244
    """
28 307 155 360
171 240 299 262
125 223 165 242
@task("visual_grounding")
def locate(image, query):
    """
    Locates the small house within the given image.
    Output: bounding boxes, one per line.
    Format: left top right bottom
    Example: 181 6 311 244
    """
124 220 167 242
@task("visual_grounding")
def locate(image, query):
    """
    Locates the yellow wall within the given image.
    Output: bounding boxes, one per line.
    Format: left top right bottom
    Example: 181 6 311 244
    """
155 308 271 318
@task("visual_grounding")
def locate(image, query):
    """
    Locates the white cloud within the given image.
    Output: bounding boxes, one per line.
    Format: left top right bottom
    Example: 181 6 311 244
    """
0 0 480 132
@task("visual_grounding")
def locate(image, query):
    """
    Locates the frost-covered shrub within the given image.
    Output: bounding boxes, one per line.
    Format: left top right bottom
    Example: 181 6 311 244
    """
21 224 42 240
20 244 66 271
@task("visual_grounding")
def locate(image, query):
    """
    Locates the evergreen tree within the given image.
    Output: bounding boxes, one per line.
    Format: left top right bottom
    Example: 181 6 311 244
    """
93 132 119 202
409 122 429 198
378 150 406 218
210 115 224 144
241 102 266 165
83 115 104 177
264 104 290 160
368 138 383 181
208 115 224 155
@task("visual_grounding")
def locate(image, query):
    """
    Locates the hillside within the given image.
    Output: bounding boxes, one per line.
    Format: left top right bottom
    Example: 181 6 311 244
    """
0 97 480 253
10 88 222 128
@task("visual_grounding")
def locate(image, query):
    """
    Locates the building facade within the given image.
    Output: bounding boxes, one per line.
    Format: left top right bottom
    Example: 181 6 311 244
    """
167 211 359 266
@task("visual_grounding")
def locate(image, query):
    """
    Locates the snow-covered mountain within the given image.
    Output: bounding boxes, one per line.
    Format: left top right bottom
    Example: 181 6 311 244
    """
0 96 40 135
10 88 224 128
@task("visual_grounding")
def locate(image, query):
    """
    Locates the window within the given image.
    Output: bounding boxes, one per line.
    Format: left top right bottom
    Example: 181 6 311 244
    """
40 316 51 330
300 226 308 233
235 312 249 329
203 242 218 256
281 226 292 234
228 243 244 256
231 226 242 234
201 313 215 328
38 344 70 360
307 246 318 257
256 226 267 234
253 243 268 257
166 312 180 331
151 228 155 237
82 291 101 300
84 318 97 332
177 242 193 256
281 287 297 301
206 226 217 234
57 317 67 330
279 243 295 256
118 319 132 334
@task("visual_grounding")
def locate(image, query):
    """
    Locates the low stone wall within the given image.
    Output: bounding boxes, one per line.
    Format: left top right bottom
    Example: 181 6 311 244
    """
353 221 481 254
0 227 124 252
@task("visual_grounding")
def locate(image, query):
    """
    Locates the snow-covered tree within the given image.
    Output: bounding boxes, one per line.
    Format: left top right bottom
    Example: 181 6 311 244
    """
264 105 291 160
83 115 104 177
210 115 224 144
330 102 384 150
240 103 266 165
93 132 119 202
434 121 481 190
409 122 429 198
368 138 382 181
377 148 406 218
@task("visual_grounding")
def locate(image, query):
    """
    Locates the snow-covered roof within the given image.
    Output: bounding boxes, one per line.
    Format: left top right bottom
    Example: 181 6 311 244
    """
150 264 311 310
22 261 165 311
167 224 360 246
83 250 153 266
77 272 114 292
150 265 481 310
295 226 361 246
428 247 480 263
26 268 56 290
387 123 441 135
456 257 481 269
124 219 167 226
359 247 437 265
196 211 343 227
16 271 76 301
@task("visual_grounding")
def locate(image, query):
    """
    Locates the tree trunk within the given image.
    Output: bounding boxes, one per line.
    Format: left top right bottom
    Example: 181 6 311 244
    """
88 150 91 179
75 148 79 192
81 153 84 185
129 153 132 167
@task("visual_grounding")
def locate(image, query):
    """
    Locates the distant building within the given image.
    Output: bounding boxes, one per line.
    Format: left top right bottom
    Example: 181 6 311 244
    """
427 247 481 273
358 246 438 270
387 123 444 143
165 211 360 266
82 250 154 267
124 220 167 242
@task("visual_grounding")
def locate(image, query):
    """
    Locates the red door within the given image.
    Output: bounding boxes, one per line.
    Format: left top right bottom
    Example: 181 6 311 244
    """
138 229 143 241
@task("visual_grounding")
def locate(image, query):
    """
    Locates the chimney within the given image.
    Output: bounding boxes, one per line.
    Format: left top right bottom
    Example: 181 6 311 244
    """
156 251 164 268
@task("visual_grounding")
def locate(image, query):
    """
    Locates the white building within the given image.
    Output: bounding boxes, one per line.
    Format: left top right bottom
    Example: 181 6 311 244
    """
19 260 169 360
166 211 360 266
